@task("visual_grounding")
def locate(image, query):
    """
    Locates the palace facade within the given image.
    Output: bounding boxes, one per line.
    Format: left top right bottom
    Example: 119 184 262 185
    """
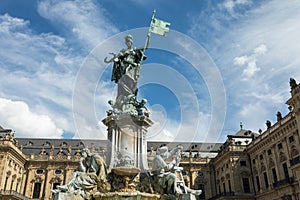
1 78 300 200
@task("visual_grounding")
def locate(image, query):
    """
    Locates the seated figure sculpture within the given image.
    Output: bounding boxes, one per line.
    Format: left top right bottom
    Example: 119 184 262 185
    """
52 148 109 199
152 146 202 197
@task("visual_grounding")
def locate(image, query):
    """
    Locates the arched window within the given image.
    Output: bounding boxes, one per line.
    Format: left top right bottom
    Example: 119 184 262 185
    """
32 182 41 198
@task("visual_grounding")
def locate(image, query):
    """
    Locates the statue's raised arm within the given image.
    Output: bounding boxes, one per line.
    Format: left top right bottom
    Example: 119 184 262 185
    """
104 52 118 63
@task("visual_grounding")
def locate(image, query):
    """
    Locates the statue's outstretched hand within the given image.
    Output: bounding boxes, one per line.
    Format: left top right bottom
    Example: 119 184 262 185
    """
104 52 117 63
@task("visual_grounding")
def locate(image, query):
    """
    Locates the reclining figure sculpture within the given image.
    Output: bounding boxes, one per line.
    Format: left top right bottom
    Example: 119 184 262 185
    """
52 148 110 199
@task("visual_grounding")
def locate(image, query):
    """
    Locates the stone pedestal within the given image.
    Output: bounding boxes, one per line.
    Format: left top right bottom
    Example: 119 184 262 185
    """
52 192 85 200
93 191 160 200
102 114 153 171
179 194 197 200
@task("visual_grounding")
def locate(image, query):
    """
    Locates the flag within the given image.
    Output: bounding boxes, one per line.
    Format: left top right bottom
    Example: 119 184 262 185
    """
150 18 171 36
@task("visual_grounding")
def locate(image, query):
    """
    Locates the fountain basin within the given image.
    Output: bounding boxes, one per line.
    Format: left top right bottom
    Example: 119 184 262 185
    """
93 191 160 200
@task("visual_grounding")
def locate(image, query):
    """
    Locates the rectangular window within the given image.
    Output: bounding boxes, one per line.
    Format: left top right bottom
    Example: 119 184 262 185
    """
278 143 283 150
267 149 272 155
242 178 250 193
240 161 247 166
256 176 261 192
198 184 205 200
53 183 60 190
32 182 41 199
289 136 295 143
252 159 256 164
272 168 278 183
228 180 232 192
10 180 14 191
282 163 289 180
259 155 263 160
4 177 8 190
263 172 269 189
223 182 226 193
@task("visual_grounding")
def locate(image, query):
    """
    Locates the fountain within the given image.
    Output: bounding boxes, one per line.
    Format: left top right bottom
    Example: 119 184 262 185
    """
52 11 201 200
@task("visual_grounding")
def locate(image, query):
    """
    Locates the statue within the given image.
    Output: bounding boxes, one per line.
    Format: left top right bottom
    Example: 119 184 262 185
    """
50 144 54 156
289 78 298 90
276 111 283 121
152 146 202 197
105 34 150 116
52 148 109 199
266 120 272 129
67 145 72 155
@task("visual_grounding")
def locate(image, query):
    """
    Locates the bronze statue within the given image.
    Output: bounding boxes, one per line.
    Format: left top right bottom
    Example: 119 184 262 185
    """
105 34 150 116
289 78 297 90
266 120 272 129
277 111 282 121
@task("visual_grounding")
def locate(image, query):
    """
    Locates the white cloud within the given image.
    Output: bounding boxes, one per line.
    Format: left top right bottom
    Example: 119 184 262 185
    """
254 44 267 55
0 14 76 132
0 0 119 139
221 0 251 16
242 59 260 78
0 13 29 33
0 98 63 138
188 0 300 135
233 44 267 79
238 101 270 132
147 105 211 143
37 0 118 50
233 55 248 65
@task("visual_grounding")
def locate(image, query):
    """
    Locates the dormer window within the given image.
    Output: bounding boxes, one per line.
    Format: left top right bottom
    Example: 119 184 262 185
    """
77 142 84 147
61 142 67 147
43 141 51 146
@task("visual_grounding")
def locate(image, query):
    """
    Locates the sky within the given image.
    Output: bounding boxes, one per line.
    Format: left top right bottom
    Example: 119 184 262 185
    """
0 0 300 144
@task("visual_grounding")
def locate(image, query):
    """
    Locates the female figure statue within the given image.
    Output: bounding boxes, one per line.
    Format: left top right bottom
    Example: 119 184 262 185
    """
105 34 149 113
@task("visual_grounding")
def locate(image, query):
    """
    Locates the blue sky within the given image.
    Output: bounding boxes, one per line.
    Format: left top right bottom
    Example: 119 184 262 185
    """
0 0 299 143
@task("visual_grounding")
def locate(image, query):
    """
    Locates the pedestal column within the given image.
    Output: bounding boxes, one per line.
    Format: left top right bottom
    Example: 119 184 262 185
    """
102 114 153 172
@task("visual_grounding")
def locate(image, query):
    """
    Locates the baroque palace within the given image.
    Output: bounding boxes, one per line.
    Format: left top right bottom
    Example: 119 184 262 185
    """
1 78 300 200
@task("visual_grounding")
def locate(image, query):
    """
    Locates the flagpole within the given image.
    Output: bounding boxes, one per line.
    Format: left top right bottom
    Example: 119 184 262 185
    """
143 9 156 52
139 9 156 66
